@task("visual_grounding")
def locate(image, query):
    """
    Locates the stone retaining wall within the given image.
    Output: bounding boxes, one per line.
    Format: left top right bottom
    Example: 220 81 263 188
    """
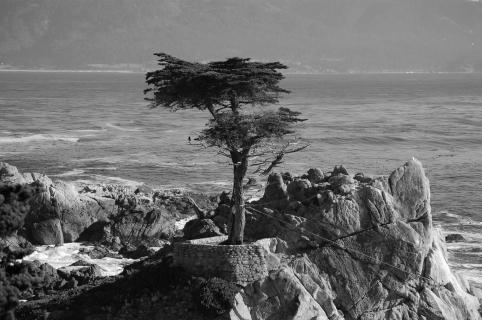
172 236 268 286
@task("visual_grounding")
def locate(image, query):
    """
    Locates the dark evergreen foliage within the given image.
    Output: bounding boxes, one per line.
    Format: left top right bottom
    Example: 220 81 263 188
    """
195 277 239 316
0 184 33 237
198 107 305 153
145 53 288 115
0 184 34 320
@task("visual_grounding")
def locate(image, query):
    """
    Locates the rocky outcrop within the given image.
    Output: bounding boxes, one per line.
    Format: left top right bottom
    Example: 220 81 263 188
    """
1 162 114 244
5 159 480 320
0 162 218 247
233 159 480 320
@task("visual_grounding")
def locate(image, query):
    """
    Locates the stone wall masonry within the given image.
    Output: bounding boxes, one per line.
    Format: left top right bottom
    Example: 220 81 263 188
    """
172 236 268 286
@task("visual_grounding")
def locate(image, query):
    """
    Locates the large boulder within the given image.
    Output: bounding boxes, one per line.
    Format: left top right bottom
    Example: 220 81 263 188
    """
111 207 177 246
306 168 324 184
286 179 311 202
30 218 64 245
58 260 102 285
260 173 288 209
388 158 431 221
0 234 34 259
239 257 339 320
183 218 223 240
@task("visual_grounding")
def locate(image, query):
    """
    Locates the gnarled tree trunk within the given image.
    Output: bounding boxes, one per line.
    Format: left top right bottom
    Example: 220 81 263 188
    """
229 149 249 244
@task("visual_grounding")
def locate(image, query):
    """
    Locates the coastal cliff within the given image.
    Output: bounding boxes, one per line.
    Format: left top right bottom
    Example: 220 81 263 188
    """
1 160 480 320
214 159 481 319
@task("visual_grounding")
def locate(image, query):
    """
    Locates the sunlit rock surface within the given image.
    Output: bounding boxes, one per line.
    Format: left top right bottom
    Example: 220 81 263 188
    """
235 159 480 320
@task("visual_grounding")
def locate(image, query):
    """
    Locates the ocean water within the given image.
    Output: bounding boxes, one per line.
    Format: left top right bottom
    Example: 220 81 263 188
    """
0 71 481 289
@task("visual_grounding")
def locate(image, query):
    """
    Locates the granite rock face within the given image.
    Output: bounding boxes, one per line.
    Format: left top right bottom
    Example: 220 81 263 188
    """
183 218 223 240
236 159 480 320
1 162 114 244
0 162 216 246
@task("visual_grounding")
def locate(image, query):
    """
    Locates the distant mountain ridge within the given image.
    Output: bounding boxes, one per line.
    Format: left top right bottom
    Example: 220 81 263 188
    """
1 0 482 72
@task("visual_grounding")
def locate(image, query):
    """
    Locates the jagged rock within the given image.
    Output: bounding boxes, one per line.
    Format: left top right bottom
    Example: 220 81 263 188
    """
281 172 294 184
183 218 223 240
1 162 217 246
241 265 330 320
119 244 155 259
307 168 324 184
260 173 288 208
77 220 112 243
134 185 154 195
78 245 122 259
0 234 34 259
236 159 480 320
20 260 61 291
388 158 431 221
0 162 115 243
332 165 349 176
111 208 177 245
31 218 64 245
328 174 355 194
286 179 311 202
354 172 373 184
445 233 465 243
58 260 102 285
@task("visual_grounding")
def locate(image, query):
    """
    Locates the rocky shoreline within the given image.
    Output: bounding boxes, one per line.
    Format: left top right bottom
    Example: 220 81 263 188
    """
1 160 481 320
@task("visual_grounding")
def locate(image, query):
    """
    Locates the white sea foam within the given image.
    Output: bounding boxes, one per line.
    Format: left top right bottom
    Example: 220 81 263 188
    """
73 128 107 133
81 166 118 171
51 169 85 177
191 180 232 187
105 123 143 132
73 175 143 188
72 156 124 164
175 216 196 230
446 242 482 253
0 134 79 144
23 243 137 277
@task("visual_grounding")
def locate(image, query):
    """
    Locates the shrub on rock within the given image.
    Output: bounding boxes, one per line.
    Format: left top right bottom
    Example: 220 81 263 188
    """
195 277 239 316
0 184 33 237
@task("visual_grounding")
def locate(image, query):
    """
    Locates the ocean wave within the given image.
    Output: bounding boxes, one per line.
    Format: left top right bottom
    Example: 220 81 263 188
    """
452 267 482 289
451 263 482 271
104 123 143 132
72 156 124 164
73 175 143 188
175 216 196 230
73 128 107 133
51 169 85 177
81 166 117 171
435 210 481 225
191 181 232 187
0 134 79 144
447 241 482 252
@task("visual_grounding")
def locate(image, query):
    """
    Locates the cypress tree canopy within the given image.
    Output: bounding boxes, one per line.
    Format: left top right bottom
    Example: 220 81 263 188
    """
145 53 289 114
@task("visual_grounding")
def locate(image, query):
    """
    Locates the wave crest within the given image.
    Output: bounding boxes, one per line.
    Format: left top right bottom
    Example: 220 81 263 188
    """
0 134 79 144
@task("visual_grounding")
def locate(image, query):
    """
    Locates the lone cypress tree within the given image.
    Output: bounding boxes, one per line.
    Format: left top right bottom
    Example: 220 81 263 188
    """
145 53 306 244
